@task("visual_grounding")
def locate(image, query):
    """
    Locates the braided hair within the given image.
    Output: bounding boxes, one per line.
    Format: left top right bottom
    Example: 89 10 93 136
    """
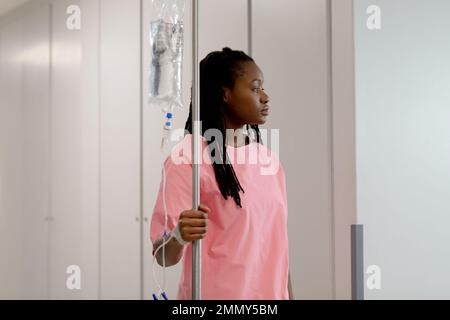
184 47 262 208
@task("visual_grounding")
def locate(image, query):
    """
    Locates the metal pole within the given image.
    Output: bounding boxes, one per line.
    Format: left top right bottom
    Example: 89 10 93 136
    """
191 0 202 300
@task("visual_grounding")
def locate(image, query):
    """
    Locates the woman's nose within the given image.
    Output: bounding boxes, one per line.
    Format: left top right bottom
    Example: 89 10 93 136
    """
261 91 269 104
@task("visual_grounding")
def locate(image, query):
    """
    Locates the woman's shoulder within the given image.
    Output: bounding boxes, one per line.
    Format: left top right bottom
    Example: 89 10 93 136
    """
164 133 208 167
167 134 192 165
252 141 285 177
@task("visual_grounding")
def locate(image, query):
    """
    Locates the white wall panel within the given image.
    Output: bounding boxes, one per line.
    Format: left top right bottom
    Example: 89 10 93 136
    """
330 0 356 300
50 0 85 299
20 4 51 299
78 0 100 299
0 5 51 299
355 0 450 299
100 0 141 299
253 0 334 299
0 16 26 299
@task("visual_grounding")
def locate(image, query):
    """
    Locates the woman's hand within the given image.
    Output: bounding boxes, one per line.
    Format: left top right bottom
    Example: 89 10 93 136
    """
178 204 210 242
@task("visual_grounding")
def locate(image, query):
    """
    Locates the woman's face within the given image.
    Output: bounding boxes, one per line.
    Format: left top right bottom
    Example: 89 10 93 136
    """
222 61 270 130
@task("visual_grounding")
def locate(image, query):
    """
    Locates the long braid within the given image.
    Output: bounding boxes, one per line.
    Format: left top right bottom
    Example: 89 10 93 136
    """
184 47 262 208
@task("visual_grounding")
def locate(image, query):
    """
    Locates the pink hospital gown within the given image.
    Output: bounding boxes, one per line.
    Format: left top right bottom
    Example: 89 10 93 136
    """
150 134 290 300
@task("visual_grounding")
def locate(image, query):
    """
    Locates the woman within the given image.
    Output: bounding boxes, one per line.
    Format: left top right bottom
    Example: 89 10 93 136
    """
150 47 293 300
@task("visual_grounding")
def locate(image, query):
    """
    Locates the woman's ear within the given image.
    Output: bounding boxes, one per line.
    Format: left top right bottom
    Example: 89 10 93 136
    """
222 87 230 103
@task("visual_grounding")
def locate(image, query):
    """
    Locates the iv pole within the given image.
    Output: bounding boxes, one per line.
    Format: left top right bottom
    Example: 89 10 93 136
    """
191 0 201 300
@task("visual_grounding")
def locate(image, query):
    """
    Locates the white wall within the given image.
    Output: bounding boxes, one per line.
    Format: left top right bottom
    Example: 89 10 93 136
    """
330 0 357 300
0 3 50 299
252 0 335 299
50 0 93 299
0 0 139 299
355 0 450 299
99 0 142 300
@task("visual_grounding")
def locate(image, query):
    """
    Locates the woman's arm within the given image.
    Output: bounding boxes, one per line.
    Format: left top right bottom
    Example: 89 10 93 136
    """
153 236 185 267
288 270 295 300
153 205 210 267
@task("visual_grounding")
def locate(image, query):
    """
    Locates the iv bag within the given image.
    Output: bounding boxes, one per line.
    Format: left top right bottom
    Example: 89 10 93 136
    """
149 0 186 113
